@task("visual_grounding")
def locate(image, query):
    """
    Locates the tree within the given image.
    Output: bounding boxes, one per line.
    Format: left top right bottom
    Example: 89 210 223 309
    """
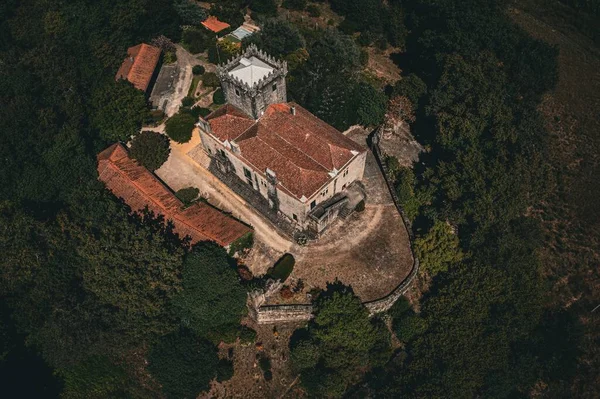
60 356 129 399
172 242 247 338
290 282 390 397
393 73 427 106
129 131 171 171
202 72 220 87
243 20 305 58
213 88 225 104
283 0 307 11
353 82 387 127
182 28 209 54
249 0 278 17
91 80 149 142
192 65 205 75
414 220 465 276
149 329 219 399
174 0 208 25
165 112 195 143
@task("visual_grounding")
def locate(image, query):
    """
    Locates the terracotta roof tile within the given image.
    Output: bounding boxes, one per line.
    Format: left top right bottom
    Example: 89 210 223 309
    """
204 103 366 199
115 43 161 92
97 143 251 247
201 16 230 33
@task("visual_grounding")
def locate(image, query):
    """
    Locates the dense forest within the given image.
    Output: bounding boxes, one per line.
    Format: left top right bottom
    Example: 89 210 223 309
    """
1 0 598 398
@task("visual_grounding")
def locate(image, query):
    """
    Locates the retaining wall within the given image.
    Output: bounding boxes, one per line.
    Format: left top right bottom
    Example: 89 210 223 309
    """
251 128 419 323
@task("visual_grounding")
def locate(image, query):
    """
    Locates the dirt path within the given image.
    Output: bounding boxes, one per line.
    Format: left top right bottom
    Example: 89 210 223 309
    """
156 135 294 254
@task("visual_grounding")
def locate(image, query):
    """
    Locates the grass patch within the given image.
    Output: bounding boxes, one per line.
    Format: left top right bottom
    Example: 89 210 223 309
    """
267 253 295 282
188 75 201 98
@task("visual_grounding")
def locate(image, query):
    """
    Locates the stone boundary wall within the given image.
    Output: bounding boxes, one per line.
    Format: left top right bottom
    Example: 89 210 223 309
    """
251 127 419 324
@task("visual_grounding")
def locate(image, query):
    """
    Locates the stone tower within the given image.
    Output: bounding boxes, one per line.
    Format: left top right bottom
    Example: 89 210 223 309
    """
216 44 287 119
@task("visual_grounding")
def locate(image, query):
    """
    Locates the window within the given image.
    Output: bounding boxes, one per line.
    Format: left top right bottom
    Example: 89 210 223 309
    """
207 148 212 154
272 83 277 92
243 167 252 179
235 88 240 97
218 149 226 157
343 169 349 177
321 188 329 196
293 214 298 221
310 200 316 210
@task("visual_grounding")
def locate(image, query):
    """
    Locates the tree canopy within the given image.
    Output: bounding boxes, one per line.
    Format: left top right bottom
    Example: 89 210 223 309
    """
129 130 171 171
165 112 195 143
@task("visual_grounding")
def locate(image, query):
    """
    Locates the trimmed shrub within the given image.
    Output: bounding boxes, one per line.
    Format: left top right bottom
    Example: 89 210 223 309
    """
129 131 170 171
165 112 195 143
212 88 226 105
188 106 211 119
192 65 205 75
175 187 199 206
181 96 195 107
216 359 234 382
202 72 220 87
267 253 295 282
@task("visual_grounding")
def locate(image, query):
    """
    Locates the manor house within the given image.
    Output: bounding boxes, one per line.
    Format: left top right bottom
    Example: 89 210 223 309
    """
196 45 367 234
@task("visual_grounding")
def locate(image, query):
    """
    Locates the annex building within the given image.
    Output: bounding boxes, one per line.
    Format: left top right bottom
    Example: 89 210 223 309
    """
97 143 251 247
196 45 367 235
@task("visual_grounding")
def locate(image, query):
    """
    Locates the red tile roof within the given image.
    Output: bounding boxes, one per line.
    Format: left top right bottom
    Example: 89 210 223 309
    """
97 143 251 247
201 16 231 33
115 43 161 92
204 103 366 200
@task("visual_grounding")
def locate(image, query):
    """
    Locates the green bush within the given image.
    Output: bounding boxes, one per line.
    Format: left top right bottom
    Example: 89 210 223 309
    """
175 187 199 206
192 65 205 75
212 88 226 105
392 312 427 343
216 359 234 382
267 253 295 282
163 50 177 64
182 28 209 54
165 112 196 143
202 72 220 87
189 107 211 118
355 199 365 212
181 96 195 107
129 131 171 171
238 325 257 344
228 232 254 256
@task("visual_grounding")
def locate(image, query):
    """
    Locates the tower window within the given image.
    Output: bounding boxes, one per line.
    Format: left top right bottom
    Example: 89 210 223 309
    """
235 88 240 97
310 200 316 210
272 83 277 92
293 214 298 221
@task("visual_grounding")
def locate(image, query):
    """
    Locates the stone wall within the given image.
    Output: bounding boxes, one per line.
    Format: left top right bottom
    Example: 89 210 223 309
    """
250 127 420 324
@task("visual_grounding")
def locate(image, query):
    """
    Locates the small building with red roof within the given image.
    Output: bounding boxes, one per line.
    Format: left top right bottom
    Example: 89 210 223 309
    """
201 16 231 33
196 46 367 235
115 43 161 93
97 143 252 247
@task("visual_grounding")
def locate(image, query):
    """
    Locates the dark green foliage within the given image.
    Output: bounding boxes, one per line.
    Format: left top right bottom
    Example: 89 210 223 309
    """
175 187 200 206
393 167 424 222
306 4 321 17
216 359 234 382
392 73 427 105
392 311 427 342
414 220 465 277
238 325 257 344
181 96 195 107
129 131 171 171
290 283 390 397
211 0 245 26
213 88 226 104
91 80 149 142
249 0 278 17
172 242 247 337
202 72 220 87
258 355 272 380
148 329 219 399
60 356 129 399
243 20 305 57
353 82 387 126
174 0 208 25
193 107 212 118
228 232 254 256
192 65 205 75
355 200 365 212
267 254 295 282
182 28 209 54
283 0 307 11
165 112 195 143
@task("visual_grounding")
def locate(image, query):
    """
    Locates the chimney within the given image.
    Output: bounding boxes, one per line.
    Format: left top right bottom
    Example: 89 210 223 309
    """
290 106 296 116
